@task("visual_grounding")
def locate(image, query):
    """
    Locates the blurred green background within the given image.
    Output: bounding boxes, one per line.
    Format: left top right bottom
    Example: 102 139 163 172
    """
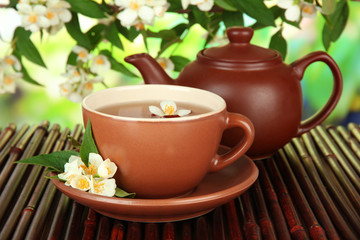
0 2 359 130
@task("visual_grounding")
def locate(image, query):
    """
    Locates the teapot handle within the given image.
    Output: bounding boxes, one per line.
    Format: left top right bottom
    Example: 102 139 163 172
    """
291 51 343 135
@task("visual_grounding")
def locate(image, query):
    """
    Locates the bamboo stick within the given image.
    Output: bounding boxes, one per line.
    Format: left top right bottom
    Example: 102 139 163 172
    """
81 209 98 240
276 149 327 240
111 220 126 240
337 125 360 164
317 125 360 192
283 142 340 240
0 122 16 151
264 158 308 240
250 174 277 240
224 200 243 240
212 207 226 240
24 128 74 240
96 215 112 239
302 132 360 235
239 191 262 240
0 124 29 168
195 216 209 240
0 123 59 240
145 223 159 240
63 202 87 240
46 124 83 240
256 160 291 240
293 137 358 239
0 121 48 224
311 127 360 210
0 124 34 191
126 222 142 240
163 222 176 240
348 123 360 142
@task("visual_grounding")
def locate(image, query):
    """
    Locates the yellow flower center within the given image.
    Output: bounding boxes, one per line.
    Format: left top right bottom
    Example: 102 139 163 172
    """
303 5 314 14
46 11 55 20
106 167 111 175
4 76 14 86
159 60 166 69
61 87 69 93
5 57 14 66
130 1 140 10
93 181 105 193
28 14 37 23
78 51 87 59
73 70 80 77
96 57 104 65
164 104 175 115
78 178 90 190
81 164 97 175
85 83 93 91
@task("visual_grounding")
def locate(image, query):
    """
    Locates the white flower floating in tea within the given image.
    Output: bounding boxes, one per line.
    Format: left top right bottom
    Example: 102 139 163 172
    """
149 100 191 117
58 153 117 197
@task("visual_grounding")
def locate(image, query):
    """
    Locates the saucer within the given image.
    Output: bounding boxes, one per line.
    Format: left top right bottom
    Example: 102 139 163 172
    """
51 155 258 222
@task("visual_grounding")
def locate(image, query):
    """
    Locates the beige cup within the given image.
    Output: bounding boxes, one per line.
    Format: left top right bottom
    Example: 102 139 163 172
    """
82 85 254 198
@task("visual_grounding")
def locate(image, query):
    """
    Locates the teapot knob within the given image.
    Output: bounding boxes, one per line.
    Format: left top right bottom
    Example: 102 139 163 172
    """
227 27 254 44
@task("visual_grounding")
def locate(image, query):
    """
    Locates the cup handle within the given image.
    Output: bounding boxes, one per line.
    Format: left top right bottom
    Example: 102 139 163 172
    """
290 51 343 135
209 113 255 173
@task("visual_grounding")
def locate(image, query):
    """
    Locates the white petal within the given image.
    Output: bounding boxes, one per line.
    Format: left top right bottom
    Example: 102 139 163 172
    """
16 3 32 14
68 92 83 102
181 0 190 9
70 175 91 191
59 9 72 22
285 5 301 22
117 9 138 27
160 100 177 115
149 105 164 116
277 0 294 9
177 109 191 116
89 153 104 169
98 159 117 178
138 5 155 23
33 5 47 15
197 0 213 11
90 178 117 197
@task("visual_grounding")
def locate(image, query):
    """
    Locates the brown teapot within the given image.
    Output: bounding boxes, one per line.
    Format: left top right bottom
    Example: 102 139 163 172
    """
124 27 343 159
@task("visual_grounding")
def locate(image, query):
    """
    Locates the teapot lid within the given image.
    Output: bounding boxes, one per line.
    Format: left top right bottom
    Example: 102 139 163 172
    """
201 27 281 64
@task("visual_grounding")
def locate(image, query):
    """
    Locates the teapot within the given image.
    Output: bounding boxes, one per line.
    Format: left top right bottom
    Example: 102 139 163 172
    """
124 27 343 159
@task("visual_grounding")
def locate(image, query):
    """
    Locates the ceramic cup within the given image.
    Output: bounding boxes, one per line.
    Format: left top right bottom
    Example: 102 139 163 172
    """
82 85 254 198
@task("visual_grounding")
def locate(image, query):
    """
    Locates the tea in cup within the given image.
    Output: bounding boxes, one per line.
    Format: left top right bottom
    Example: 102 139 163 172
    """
82 85 254 198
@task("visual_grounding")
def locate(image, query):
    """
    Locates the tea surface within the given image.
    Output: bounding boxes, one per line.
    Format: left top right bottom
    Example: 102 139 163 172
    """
97 101 212 118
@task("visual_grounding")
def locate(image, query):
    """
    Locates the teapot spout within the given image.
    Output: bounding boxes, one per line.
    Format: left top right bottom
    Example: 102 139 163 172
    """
124 53 174 85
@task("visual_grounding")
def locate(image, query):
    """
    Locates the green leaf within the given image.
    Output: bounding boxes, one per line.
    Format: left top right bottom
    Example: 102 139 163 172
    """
12 50 42 86
269 29 287 60
80 119 98 166
65 12 92 49
230 0 275 27
214 0 237 11
191 7 209 29
16 150 79 173
13 27 46 68
222 11 244 28
86 24 106 47
170 56 191 72
67 51 77 65
8 0 17 7
321 0 337 15
66 0 106 18
69 136 82 150
105 22 124 50
115 188 136 198
100 50 138 78
322 0 349 50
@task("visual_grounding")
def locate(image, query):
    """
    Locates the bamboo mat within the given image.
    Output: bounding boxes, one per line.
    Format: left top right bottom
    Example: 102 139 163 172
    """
0 121 359 240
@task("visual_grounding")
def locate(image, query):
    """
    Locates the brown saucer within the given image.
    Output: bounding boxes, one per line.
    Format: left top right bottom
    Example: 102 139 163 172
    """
51 155 258 222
